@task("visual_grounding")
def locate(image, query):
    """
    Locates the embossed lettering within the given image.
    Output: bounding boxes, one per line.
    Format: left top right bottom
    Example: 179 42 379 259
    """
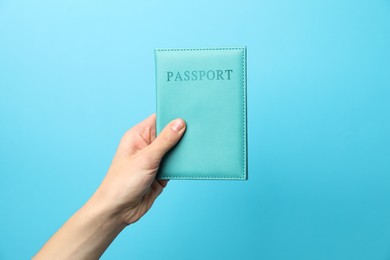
167 71 174 81
199 70 206 80
191 71 198 80
174 72 182 81
166 69 233 82
225 69 233 80
216 70 224 80
184 71 190 81
207 70 215 80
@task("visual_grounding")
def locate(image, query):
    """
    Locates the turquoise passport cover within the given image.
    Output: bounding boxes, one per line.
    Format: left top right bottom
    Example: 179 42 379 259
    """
155 47 247 180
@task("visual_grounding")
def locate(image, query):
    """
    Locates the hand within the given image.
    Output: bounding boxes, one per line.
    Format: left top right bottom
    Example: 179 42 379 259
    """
33 114 186 260
94 113 186 224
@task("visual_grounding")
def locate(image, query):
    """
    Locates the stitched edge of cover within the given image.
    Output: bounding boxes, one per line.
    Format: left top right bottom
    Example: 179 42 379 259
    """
242 48 247 180
158 176 246 180
155 47 247 180
155 47 245 52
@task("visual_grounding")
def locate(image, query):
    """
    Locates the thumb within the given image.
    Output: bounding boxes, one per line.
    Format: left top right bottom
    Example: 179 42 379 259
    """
146 118 186 162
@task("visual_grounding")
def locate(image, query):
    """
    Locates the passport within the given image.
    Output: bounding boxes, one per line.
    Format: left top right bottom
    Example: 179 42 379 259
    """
155 47 247 180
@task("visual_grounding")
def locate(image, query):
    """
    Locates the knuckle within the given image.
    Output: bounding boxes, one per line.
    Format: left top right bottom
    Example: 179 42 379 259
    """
120 128 134 143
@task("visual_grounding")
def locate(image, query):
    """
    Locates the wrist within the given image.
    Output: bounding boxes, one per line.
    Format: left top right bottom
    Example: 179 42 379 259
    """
86 189 129 229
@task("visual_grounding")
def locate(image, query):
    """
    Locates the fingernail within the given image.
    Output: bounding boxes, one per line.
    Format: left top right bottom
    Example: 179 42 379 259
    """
171 119 185 132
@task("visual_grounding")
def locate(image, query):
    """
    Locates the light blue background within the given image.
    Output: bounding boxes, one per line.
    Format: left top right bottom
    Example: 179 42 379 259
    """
1 1 389 259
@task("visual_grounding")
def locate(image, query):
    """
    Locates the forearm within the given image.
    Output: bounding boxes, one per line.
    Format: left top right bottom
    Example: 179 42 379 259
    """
33 115 184 259
33 193 127 260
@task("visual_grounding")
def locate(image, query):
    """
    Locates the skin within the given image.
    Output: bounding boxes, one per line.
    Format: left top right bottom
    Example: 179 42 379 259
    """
33 114 186 260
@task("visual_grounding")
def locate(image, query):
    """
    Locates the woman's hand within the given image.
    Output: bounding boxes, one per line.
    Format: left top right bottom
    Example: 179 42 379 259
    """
94 113 186 224
33 114 186 260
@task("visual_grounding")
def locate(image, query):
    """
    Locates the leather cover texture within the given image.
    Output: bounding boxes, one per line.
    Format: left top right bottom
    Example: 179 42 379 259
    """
155 47 247 180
